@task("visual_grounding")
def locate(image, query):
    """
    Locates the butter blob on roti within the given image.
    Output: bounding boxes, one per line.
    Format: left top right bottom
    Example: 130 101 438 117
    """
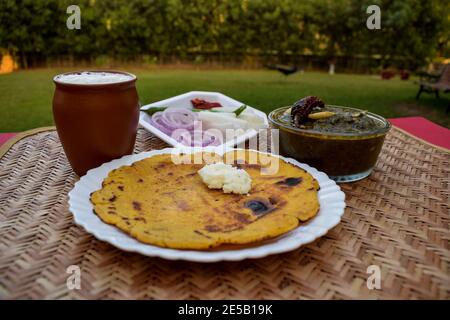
198 162 252 194
90 151 320 250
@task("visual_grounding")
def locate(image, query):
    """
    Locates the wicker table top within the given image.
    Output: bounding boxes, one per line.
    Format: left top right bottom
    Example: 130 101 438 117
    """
0 127 448 299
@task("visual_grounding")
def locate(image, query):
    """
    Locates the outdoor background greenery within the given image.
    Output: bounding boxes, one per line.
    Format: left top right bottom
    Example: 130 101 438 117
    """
0 1 448 131
1 0 448 70
0 68 448 132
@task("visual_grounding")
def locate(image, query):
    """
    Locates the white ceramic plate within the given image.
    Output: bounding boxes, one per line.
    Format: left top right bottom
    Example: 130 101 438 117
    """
139 91 269 148
68 148 345 262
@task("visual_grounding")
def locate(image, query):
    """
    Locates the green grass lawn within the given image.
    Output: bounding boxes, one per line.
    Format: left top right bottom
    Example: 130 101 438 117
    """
0 68 449 132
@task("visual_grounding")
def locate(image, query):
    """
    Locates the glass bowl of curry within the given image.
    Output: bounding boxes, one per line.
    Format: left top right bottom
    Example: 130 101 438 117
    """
269 105 391 183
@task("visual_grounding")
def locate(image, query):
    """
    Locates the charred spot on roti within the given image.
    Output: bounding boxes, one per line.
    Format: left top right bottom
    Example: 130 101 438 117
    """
276 177 302 187
205 225 221 232
134 216 147 223
194 230 212 239
137 178 144 183
243 163 262 170
224 223 240 230
176 200 190 211
132 201 142 211
118 186 124 191
245 199 274 217
269 196 279 205
231 160 261 171
286 177 302 186
157 162 167 169
109 195 117 202
204 222 244 234
234 212 251 224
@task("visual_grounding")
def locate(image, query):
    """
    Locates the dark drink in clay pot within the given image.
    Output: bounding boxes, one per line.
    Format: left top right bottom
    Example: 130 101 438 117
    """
53 71 139 176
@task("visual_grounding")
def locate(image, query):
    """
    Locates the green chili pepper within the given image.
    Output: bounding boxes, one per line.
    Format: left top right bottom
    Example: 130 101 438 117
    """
233 105 247 116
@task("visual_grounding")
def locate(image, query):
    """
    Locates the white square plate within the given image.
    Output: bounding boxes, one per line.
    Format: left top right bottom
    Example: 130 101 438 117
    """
139 91 269 148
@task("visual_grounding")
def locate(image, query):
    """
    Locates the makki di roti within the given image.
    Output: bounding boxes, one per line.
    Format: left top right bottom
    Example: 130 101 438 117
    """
90 150 320 250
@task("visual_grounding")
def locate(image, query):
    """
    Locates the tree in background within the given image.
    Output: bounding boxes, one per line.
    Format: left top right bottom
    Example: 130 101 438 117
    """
0 0 448 70
355 0 448 69
0 0 59 68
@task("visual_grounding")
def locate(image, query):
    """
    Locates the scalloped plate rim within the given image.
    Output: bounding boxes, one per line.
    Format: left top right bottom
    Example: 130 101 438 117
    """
68 147 346 262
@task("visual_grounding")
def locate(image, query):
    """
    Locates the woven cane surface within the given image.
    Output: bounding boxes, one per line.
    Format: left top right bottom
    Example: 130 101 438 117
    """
0 127 448 299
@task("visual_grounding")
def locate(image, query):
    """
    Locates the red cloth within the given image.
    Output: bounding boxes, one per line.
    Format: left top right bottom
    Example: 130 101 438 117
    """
389 117 450 150
0 117 449 150
0 133 16 147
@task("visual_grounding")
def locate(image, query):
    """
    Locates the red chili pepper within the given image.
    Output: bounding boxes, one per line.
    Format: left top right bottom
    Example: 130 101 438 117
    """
191 98 222 110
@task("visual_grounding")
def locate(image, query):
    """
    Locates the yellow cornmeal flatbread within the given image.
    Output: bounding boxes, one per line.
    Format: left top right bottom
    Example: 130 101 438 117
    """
90 150 320 250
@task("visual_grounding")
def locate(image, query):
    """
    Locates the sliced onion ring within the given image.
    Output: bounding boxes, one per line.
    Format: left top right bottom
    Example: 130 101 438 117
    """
149 107 225 146
160 108 197 130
